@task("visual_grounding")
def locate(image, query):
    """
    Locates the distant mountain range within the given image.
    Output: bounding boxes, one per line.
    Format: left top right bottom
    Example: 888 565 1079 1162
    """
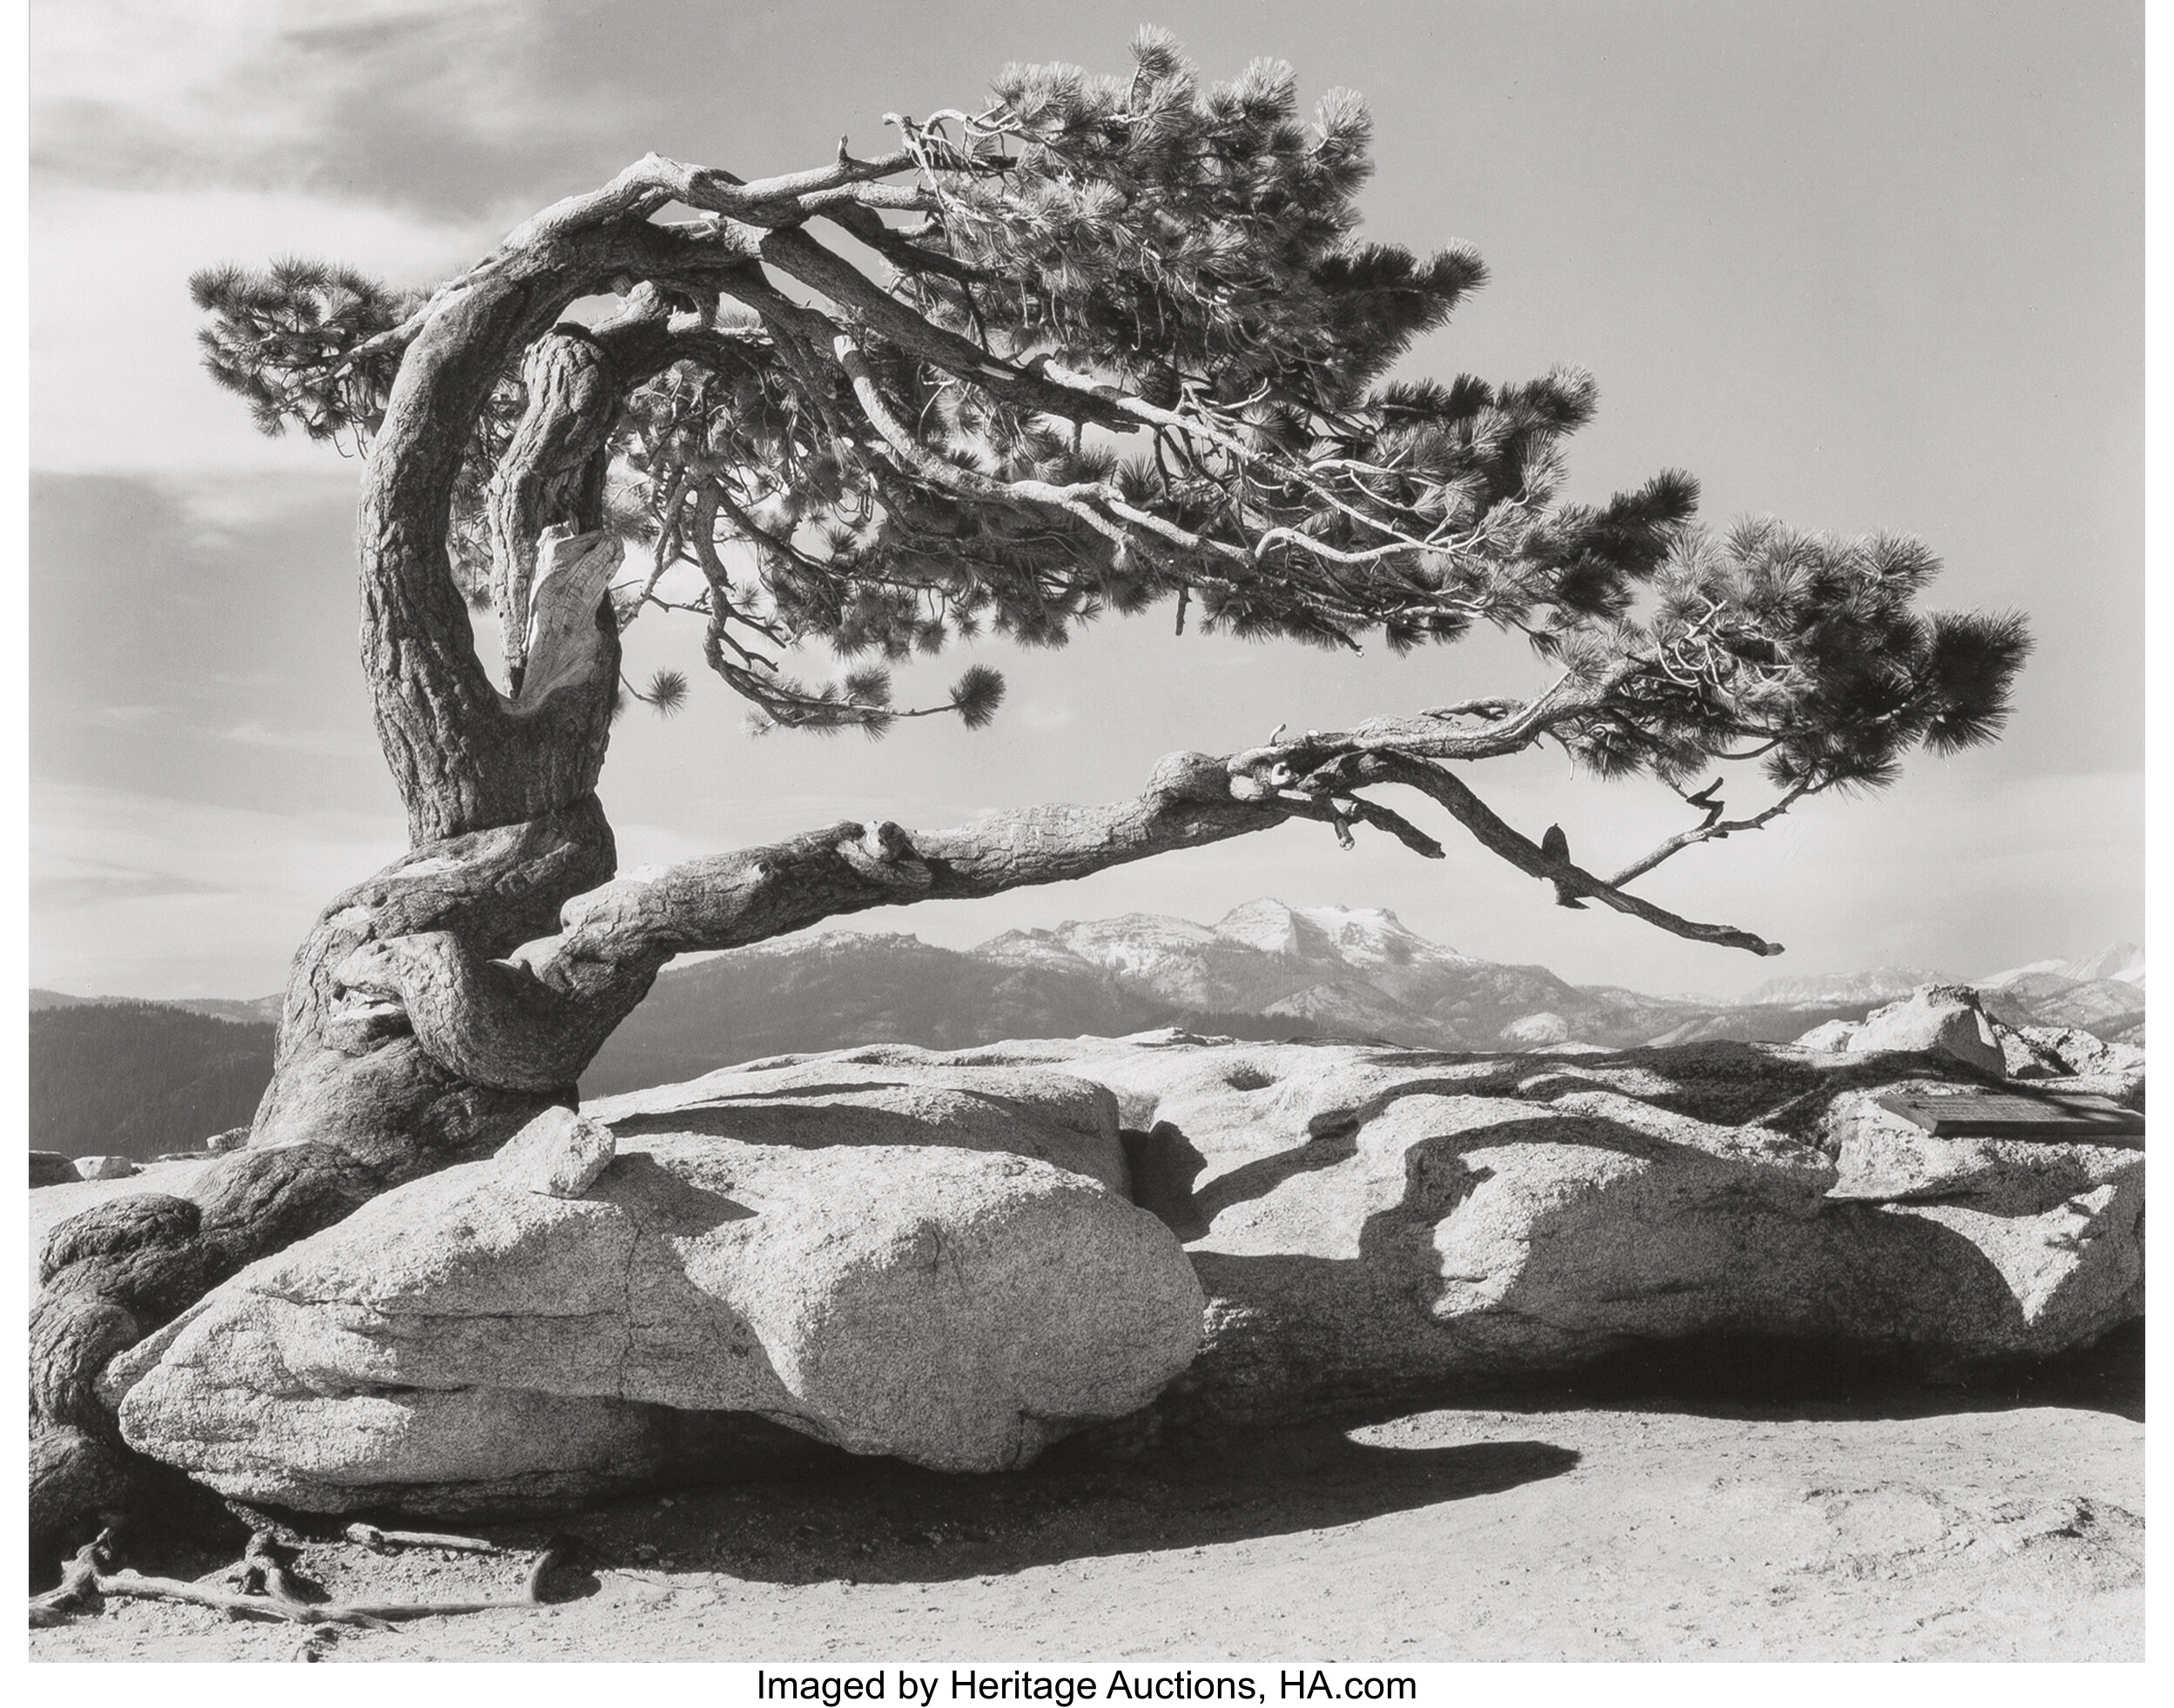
574 905 2144 1095
30 989 283 1026
1981 943 2149 988
28 907 2144 1149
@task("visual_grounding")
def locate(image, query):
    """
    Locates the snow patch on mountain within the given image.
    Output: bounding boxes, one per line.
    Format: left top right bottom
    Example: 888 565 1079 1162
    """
1209 898 1465 966
1501 1012 1572 1046
1260 980 1429 1039
1980 942 2144 989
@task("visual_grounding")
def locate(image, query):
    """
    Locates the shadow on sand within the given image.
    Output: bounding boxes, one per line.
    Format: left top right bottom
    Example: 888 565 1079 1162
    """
104 1322 2133 1596
471 1424 1579 1589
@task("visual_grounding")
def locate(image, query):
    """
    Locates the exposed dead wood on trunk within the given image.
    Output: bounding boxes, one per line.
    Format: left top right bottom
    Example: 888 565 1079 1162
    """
35 60 2020 1567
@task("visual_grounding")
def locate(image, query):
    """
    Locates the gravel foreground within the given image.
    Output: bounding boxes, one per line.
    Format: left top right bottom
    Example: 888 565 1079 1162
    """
30 1334 2142 1664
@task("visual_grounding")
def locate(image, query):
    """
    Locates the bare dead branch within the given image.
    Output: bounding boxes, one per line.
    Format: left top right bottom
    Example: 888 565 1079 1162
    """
344 1523 501 1556
1605 783 1824 888
30 1529 577 1631
1349 752 1785 956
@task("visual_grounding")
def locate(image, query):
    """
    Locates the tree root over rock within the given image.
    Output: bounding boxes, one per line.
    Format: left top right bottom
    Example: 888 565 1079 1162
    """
29 1527 582 1631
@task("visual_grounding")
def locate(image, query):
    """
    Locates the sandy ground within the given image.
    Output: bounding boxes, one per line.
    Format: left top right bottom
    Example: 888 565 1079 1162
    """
29 1336 2143 1664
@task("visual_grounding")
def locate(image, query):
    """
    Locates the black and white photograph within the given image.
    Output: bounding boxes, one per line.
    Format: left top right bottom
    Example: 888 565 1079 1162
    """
24 0 2147 1668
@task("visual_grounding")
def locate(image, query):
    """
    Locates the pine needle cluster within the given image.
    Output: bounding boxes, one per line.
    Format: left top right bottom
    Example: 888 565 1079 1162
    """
186 32 2026 784
1553 521 2031 795
190 259 416 446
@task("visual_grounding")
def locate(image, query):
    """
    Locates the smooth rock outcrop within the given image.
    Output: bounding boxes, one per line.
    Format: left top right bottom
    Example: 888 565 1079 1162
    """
90 1032 2144 1516
30 1153 75 1188
73 1156 138 1181
105 1063 1199 1514
597 1053 1135 1195
495 1105 614 1197
1846 985 2006 1075
1794 1019 1861 1052
1821 1088 2144 1350
929 1031 2144 1422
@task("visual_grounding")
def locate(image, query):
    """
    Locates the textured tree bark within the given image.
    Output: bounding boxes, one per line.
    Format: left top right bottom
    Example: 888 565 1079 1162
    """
250 794 621 1156
350 219 741 843
488 330 618 693
28 168 1795 1572
29 800 628 1571
27 212 712 1567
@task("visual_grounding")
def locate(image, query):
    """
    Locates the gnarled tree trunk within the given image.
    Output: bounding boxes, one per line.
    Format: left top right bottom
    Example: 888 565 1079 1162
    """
29 158 1794 1576
30 213 692 1567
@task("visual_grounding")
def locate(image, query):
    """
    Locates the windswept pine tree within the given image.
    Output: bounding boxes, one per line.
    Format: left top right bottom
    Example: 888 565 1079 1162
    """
32 35 2026 1546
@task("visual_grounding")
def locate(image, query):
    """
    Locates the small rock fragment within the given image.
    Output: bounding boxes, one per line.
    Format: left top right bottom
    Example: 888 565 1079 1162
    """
495 1106 615 1198
73 1155 139 1181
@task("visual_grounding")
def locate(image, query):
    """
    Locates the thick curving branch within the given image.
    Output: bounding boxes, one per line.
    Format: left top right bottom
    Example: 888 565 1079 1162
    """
323 751 1287 1091
754 229 1134 428
499 149 919 252
338 723 1786 1095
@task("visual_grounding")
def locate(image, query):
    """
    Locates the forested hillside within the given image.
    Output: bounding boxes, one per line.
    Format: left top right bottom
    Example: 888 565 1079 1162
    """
29 1003 274 1160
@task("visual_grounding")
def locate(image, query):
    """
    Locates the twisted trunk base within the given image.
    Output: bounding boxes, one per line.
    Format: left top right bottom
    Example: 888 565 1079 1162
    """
30 797 628 1571
28 733 1791 1576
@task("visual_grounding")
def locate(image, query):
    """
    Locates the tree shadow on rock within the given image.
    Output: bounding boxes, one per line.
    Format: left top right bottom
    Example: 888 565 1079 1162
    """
591 1150 757 1235
1135 1100 2138 1439
1540 1040 1996 1136
609 1085 1107 1156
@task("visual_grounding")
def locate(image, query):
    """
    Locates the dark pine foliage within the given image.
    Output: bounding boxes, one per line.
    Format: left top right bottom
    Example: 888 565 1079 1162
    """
190 259 417 445
185 31 2027 805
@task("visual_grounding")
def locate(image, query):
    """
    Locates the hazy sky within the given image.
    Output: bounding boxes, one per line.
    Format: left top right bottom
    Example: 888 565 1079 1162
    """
29 0 2143 1000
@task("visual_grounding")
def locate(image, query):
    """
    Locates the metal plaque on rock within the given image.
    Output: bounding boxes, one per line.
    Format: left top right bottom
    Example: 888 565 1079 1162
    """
1873 1088 2144 1142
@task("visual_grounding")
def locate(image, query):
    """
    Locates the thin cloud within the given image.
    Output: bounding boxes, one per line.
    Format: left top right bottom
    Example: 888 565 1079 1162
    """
220 722 377 756
32 189 493 471
33 864 233 911
30 781 407 996
84 705 172 728
31 0 638 221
